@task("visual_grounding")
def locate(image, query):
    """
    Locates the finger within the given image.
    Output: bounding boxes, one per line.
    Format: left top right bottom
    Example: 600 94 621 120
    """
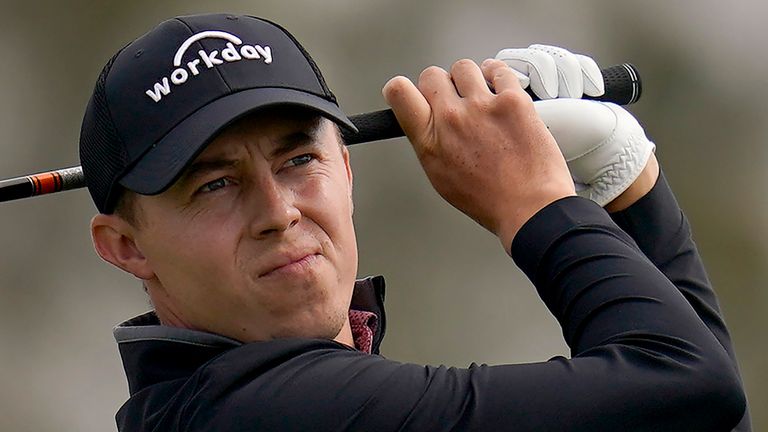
481 59 525 94
495 48 557 99
449 59 489 98
382 75 433 145
529 44 583 98
507 68 530 90
416 65 461 107
576 54 605 97
489 66 529 92
482 58 529 91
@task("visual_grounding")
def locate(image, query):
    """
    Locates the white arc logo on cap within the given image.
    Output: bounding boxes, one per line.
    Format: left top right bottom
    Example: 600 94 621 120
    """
145 31 273 103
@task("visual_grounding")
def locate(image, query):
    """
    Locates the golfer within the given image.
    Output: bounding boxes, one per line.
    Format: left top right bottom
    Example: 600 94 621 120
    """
79 13 748 431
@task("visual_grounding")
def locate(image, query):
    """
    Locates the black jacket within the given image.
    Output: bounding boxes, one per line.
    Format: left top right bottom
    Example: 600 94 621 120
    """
114 173 749 431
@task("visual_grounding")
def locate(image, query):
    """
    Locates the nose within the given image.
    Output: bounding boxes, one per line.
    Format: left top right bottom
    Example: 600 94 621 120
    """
247 175 301 238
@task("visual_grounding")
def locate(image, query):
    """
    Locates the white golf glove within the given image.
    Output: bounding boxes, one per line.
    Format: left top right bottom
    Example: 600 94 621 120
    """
495 44 605 100
535 99 655 207
495 44 654 207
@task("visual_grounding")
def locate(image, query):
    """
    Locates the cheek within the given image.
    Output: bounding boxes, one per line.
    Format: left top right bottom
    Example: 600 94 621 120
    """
140 213 242 293
299 173 358 277
302 169 353 227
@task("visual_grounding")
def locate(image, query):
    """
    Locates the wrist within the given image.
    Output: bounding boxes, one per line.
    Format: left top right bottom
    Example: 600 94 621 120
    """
497 192 577 253
605 154 659 213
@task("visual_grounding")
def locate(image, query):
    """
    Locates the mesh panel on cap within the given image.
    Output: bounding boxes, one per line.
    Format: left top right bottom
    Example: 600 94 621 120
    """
79 49 130 214
258 16 337 102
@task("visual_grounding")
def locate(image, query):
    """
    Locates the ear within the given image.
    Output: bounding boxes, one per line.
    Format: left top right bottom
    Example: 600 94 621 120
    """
90 214 155 280
341 144 354 213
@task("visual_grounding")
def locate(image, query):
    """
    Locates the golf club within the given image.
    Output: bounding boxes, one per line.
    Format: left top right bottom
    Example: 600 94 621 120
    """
0 63 641 203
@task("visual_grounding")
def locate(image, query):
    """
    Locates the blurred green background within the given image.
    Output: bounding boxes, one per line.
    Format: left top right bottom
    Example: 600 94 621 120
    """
0 0 765 430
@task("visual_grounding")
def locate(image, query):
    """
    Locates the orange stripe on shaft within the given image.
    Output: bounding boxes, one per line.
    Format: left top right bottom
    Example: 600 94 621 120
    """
30 173 62 196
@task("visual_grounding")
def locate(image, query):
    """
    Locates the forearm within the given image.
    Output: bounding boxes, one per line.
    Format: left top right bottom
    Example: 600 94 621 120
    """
508 196 745 429
609 170 737 357
566 151 738 360
515 196 724 354
609 169 751 431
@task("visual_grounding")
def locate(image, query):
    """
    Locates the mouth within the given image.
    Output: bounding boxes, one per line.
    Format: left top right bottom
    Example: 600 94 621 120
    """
259 252 322 278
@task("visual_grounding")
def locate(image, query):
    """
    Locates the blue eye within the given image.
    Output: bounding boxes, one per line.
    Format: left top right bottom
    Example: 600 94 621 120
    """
285 154 314 168
198 177 231 194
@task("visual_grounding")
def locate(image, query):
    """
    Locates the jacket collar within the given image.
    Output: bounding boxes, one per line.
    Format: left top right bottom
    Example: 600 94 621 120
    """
114 276 386 395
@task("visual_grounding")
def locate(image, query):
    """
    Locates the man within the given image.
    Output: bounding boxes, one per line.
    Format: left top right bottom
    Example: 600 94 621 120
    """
80 13 748 431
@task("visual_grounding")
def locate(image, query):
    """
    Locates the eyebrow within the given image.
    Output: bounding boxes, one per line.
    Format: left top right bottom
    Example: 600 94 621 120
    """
269 125 322 159
179 158 240 186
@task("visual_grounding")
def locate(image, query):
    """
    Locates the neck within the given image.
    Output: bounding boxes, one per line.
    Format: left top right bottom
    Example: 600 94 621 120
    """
334 317 355 348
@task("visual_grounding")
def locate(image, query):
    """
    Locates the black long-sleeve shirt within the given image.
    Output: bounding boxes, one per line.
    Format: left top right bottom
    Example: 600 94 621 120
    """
609 173 750 431
114 173 747 431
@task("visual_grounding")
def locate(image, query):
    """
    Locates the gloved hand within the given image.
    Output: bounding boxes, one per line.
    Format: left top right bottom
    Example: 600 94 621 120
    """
495 45 655 207
535 99 655 207
495 44 605 100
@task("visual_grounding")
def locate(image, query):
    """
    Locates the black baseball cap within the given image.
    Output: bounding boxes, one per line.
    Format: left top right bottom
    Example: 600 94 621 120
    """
79 13 357 214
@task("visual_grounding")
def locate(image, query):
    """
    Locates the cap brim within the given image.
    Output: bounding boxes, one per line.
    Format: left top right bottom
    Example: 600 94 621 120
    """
119 87 357 195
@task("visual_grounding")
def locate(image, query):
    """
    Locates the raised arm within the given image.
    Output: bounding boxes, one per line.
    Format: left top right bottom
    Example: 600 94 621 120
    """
377 57 745 430
609 168 752 430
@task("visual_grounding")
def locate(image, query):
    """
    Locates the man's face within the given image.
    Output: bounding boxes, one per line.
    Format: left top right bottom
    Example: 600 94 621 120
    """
126 108 358 342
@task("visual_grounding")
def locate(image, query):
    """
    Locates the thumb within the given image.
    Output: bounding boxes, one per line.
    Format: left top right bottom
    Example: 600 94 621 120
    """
382 76 433 149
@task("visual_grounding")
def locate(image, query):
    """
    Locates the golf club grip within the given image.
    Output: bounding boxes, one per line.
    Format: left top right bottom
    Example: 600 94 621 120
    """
343 63 641 145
